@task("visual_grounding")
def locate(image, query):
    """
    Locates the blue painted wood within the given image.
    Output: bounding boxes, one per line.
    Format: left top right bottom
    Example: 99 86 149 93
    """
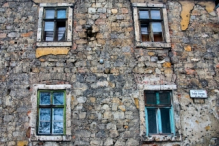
170 107 175 135
156 92 160 105
157 109 162 133
145 107 149 136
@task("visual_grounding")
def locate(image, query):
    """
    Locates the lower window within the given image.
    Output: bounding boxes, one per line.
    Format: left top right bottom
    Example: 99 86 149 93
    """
38 90 66 135
144 91 175 136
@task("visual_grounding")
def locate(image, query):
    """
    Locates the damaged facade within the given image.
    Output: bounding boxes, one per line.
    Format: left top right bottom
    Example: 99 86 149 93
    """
0 0 219 145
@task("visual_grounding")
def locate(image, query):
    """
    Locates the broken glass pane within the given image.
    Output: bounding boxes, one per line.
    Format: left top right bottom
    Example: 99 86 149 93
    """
139 11 149 19
152 22 162 32
148 108 157 133
53 122 63 134
53 108 64 121
39 108 51 121
57 10 66 19
40 92 50 105
151 10 161 19
45 10 55 19
161 108 171 133
38 122 50 134
56 22 66 41
53 92 64 105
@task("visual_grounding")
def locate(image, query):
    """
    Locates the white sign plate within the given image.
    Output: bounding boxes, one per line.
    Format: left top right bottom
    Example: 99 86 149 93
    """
190 90 207 98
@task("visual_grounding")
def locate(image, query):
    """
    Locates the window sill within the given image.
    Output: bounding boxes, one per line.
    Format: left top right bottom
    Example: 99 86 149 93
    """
142 135 181 142
37 42 72 47
30 134 71 141
136 42 171 48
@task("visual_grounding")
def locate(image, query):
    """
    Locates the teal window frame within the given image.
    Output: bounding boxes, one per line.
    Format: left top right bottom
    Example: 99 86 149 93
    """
37 90 66 135
144 91 175 136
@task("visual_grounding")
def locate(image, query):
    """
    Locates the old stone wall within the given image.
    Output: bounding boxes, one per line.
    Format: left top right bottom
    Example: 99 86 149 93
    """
0 0 218 146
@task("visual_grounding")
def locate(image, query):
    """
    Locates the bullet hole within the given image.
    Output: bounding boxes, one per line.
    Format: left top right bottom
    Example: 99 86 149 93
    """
200 79 208 88
7 89 11 95
158 56 164 61
14 41 17 44
26 86 30 90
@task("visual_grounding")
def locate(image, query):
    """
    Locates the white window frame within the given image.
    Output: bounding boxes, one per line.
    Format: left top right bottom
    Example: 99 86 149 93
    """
37 3 73 47
30 84 71 141
132 3 171 48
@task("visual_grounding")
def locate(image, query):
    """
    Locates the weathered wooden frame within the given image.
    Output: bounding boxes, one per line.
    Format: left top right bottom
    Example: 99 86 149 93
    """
30 84 71 141
37 3 73 47
132 3 171 48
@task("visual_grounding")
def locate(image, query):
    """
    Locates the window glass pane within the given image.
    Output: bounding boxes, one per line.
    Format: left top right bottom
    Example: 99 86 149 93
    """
38 122 50 134
53 122 63 134
145 91 157 105
141 24 150 42
53 108 64 121
44 22 54 31
159 92 171 105
152 22 163 42
45 10 55 19
139 11 149 19
148 108 157 133
160 108 171 133
152 22 162 32
53 92 64 105
39 108 51 121
56 22 66 41
40 92 50 105
151 10 161 19
44 22 54 41
57 10 66 19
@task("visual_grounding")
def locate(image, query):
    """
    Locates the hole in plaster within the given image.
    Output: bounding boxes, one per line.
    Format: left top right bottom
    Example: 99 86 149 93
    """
7 89 11 95
26 86 30 90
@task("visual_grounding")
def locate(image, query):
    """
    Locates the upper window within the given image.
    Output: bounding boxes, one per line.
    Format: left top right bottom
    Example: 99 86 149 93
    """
43 9 67 42
133 3 171 48
139 9 163 42
144 91 175 136
30 84 71 141
37 3 73 47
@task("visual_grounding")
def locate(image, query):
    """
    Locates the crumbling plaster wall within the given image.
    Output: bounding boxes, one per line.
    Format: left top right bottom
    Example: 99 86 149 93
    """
168 0 219 145
0 0 219 146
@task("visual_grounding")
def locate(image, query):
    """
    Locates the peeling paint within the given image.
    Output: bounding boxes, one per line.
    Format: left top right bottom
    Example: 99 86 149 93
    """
36 47 70 58
197 2 216 16
179 1 195 30
134 98 139 109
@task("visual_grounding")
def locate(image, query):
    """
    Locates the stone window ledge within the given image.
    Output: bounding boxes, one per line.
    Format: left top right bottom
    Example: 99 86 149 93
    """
30 84 72 142
141 135 182 142
136 42 171 48
36 42 72 47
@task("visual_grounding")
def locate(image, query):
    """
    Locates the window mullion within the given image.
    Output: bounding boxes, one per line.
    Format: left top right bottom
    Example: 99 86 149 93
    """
50 91 53 134
149 23 154 42
157 108 162 133
145 107 149 136
156 92 160 105
170 107 176 135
